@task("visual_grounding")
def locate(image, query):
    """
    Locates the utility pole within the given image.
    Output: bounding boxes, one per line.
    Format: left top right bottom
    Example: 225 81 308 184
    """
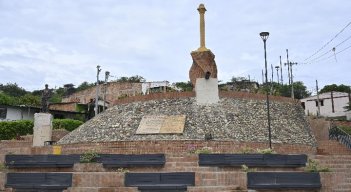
289 61 298 99
275 66 279 84
262 69 264 84
271 64 274 83
95 65 101 116
286 49 290 85
331 91 335 113
280 56 283 84
103 71 110 111
316 80 320 117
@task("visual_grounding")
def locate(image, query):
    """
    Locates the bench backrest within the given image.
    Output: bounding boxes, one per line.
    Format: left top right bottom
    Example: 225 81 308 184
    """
6 173 72 188
247 172 321 189
125 172 195 186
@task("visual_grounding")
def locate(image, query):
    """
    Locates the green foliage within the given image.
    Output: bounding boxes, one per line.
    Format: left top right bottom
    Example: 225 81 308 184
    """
18 94 41 106
0 120 33 140
115 167 130 173
305 159 330 172
0 163 8 172
0 93 16 105
320 84 350 94
0 119 83 140
241 164 257 172
256 148 276 154
52 119 83 131
80 151 100 163
115 75 146 83
258 81 311 99
174 81 193 91
0 83 28 97
76 81 94 92
239 147 255 154
339 125 351 135
194 147 213 154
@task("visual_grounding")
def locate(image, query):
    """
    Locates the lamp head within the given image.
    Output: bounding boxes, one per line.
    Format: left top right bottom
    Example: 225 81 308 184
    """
260 32 269 41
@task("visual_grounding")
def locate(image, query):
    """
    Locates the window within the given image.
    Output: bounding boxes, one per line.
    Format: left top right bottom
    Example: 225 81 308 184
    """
301 102 305 109
320 100 324 106
0 107 7 119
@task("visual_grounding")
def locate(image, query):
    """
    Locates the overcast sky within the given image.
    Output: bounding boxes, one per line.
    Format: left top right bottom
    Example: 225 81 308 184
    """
0 0 350 93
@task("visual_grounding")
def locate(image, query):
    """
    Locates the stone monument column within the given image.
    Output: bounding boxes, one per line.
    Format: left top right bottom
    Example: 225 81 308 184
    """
189 4 219 105
198 4 208 52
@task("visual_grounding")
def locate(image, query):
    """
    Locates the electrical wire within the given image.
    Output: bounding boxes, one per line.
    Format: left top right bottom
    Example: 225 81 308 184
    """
304 21 351 62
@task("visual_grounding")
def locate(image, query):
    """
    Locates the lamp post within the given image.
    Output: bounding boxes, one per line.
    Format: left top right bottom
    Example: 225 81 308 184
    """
95 65 101 116
103 71 110 111
260 32 272 149
275 66 280 84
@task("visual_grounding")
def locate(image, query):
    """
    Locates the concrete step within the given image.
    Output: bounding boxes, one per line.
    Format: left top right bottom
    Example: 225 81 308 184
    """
188 185 246 192
66 187 138 192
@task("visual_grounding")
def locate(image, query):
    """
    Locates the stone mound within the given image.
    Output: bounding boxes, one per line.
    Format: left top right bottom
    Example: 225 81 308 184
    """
58 97 315 145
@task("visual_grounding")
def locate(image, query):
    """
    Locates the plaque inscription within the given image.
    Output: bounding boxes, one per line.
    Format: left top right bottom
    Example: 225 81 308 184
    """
136 115 186 134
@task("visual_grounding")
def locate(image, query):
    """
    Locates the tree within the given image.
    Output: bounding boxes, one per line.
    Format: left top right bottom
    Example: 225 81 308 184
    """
320 84 350 93
259 81 310 99
0 83 28 97
18 94 41 106
174 81 193 91
116 75 146 83
0 93 15 105
76 81 94 92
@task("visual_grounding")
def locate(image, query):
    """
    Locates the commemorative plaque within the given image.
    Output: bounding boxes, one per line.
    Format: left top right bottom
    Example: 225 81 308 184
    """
136 115 186 134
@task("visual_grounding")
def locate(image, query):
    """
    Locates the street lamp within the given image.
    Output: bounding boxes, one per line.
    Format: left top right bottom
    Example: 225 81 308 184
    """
275 66 280 84
95 65 101 116
260 32 272 149
103 71 110 111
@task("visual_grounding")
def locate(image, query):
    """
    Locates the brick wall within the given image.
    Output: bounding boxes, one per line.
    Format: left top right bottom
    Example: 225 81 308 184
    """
62 82 142 105
49 102 77 112
309 118 330 142
113 91 297 106
33 141 316 155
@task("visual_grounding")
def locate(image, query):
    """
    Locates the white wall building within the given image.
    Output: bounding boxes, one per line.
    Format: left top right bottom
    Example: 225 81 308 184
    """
0 105 40 121
300 92 350 117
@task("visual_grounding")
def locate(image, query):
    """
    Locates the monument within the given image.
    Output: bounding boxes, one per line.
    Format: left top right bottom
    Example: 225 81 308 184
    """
33 84 53 147
189 4 219 104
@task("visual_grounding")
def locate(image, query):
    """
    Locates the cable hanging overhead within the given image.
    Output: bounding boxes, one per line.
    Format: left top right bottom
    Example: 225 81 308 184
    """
304 21 351 62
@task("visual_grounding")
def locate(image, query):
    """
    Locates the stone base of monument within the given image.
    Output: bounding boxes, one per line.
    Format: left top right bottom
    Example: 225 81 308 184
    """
33 113 53 147
195 78 219 105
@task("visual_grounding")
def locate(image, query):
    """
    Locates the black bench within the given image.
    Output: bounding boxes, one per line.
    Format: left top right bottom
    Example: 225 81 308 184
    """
5 154 80 168
98 154 165 168
247 172 321 189
199 154 307 167
125 172 195 192
6 173 72 191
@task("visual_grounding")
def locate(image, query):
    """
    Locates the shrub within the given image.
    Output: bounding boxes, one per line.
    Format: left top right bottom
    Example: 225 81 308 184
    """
0 120 33 140
305 159 330 172
80 151 100 163
195 147 213 154
239 147 255 154
52 119 83 131
241 164 257 172
256 148 276 154
0 119 83 140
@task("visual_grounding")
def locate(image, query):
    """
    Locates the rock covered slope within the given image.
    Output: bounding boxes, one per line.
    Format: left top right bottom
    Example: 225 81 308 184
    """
58 97 315 145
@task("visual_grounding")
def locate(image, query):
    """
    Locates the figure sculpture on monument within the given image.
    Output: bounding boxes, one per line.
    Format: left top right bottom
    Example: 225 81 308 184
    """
41 84 52 113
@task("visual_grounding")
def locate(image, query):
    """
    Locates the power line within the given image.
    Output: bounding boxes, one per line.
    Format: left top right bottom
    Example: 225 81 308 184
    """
304 21 351 62
306 43 351 64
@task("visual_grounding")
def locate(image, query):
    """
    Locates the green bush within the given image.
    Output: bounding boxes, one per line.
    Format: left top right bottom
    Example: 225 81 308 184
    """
339 125 351 135
52 119 83 131
0 119 83 140
0 120 33 140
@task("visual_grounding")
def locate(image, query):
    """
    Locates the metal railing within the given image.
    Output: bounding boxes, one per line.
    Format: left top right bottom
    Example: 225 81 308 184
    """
329 126 351 150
